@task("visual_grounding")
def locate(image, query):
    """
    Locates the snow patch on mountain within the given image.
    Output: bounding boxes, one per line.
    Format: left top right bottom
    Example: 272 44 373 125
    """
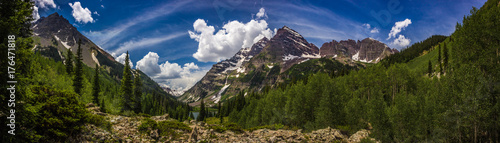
283 54 299 61
92 52 101 66
54 35 71 49
352 51 360 61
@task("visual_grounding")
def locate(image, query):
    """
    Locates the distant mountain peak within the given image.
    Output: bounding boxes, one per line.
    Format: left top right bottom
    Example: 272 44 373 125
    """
31 12 116 67
320 38 398 63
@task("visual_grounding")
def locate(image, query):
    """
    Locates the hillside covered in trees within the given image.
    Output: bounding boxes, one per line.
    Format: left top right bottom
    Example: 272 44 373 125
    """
1 0 500 142
217 1 500 142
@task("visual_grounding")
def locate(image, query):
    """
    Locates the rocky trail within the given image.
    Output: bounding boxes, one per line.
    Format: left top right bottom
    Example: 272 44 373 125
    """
71 104 378 142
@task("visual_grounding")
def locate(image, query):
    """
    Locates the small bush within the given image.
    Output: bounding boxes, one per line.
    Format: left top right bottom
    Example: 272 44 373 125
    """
87 114 112 132
121 110 136 117
360 138 376 143
138 118 157 135
157 120 192 132
224 122 243 133
209 125 227 133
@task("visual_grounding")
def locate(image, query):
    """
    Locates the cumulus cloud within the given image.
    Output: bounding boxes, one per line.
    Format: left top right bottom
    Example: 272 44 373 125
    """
93 11 100 16
69 2 94 24
101 5 105 8
115 53 134 68
392 35 411 47
31 0 57 22
370 28 379 34
32 0 56 9
136 52 162 76
387 19 411 40
256 7 267 19
135 52 207 91
189 16 274 62
32 6 40 22
363 23 379 34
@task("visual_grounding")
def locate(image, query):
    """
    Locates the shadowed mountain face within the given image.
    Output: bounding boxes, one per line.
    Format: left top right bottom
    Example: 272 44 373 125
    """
32 13 116 68
320 38 399 63
180 26 396 105
31 12 174 98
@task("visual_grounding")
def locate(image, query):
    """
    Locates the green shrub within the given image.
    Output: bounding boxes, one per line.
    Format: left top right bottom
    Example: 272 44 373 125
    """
209 125 227 133
224 122 243 133
138 118 157 135
26 86 89 142
157 120 191 132
87 114 112 132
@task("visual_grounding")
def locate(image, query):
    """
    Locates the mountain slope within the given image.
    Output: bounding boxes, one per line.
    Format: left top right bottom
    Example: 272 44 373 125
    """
31 12 175 99
181 26 394 105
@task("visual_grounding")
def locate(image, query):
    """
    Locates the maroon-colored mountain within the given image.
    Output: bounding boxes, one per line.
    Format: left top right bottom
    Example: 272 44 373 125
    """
320 38 398 63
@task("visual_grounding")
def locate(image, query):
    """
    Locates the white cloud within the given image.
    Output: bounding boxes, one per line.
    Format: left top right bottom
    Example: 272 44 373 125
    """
189 18 274 62
32 6 40 22
136 52 162 75
362 23 371 29
101 5 105 8
93 11 100 16
32 0 56 9
387 19 411 40
135 52 207 91
115 53 134 68
83 0 194 48
114 32 186 54
363 23 379 34
69 2 94 24
392 35 411 47
256 7 267 19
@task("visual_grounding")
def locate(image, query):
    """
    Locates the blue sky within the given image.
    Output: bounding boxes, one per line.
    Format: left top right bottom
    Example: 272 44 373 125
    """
33 0 486 91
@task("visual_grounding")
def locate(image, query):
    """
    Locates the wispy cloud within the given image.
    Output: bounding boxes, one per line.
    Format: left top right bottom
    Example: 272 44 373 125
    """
269 2 369 44
83 0 194 48
113 32 187 55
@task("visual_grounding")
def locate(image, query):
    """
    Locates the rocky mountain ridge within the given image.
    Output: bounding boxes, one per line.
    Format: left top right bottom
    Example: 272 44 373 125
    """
320 38 398 63
180 26 396 105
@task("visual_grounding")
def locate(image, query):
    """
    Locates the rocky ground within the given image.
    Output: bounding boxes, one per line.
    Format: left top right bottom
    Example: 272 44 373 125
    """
72 103 378 142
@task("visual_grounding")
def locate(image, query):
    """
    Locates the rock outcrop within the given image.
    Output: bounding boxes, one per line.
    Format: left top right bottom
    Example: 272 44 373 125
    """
320 38 398 63
72 104 379 142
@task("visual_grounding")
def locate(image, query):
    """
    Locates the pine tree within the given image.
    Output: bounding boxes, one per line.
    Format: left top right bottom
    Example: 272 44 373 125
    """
218 102 223 124
120 51 134 112
133 73 143 113
198 99 206 121
190 112 195 120
73 39 84 95
443 42 449 73
100 98 106 113
428 60 433 76
65 49 74 75
92 64 100 105
438 44 443 74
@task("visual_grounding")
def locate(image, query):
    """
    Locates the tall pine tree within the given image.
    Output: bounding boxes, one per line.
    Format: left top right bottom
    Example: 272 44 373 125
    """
92 64 100 105
198 99 206 121
218 102 223 124
428 60 433 76
133 73 143 113
73 39 84 95
120 51 134 112
443 42 449 72
65 49 74 75
438 44 443 74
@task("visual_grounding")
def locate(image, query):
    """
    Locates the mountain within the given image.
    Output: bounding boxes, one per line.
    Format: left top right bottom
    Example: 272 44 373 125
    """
319 38 398 63
31 12 174 98
180 26 392 105
162 86 184 97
